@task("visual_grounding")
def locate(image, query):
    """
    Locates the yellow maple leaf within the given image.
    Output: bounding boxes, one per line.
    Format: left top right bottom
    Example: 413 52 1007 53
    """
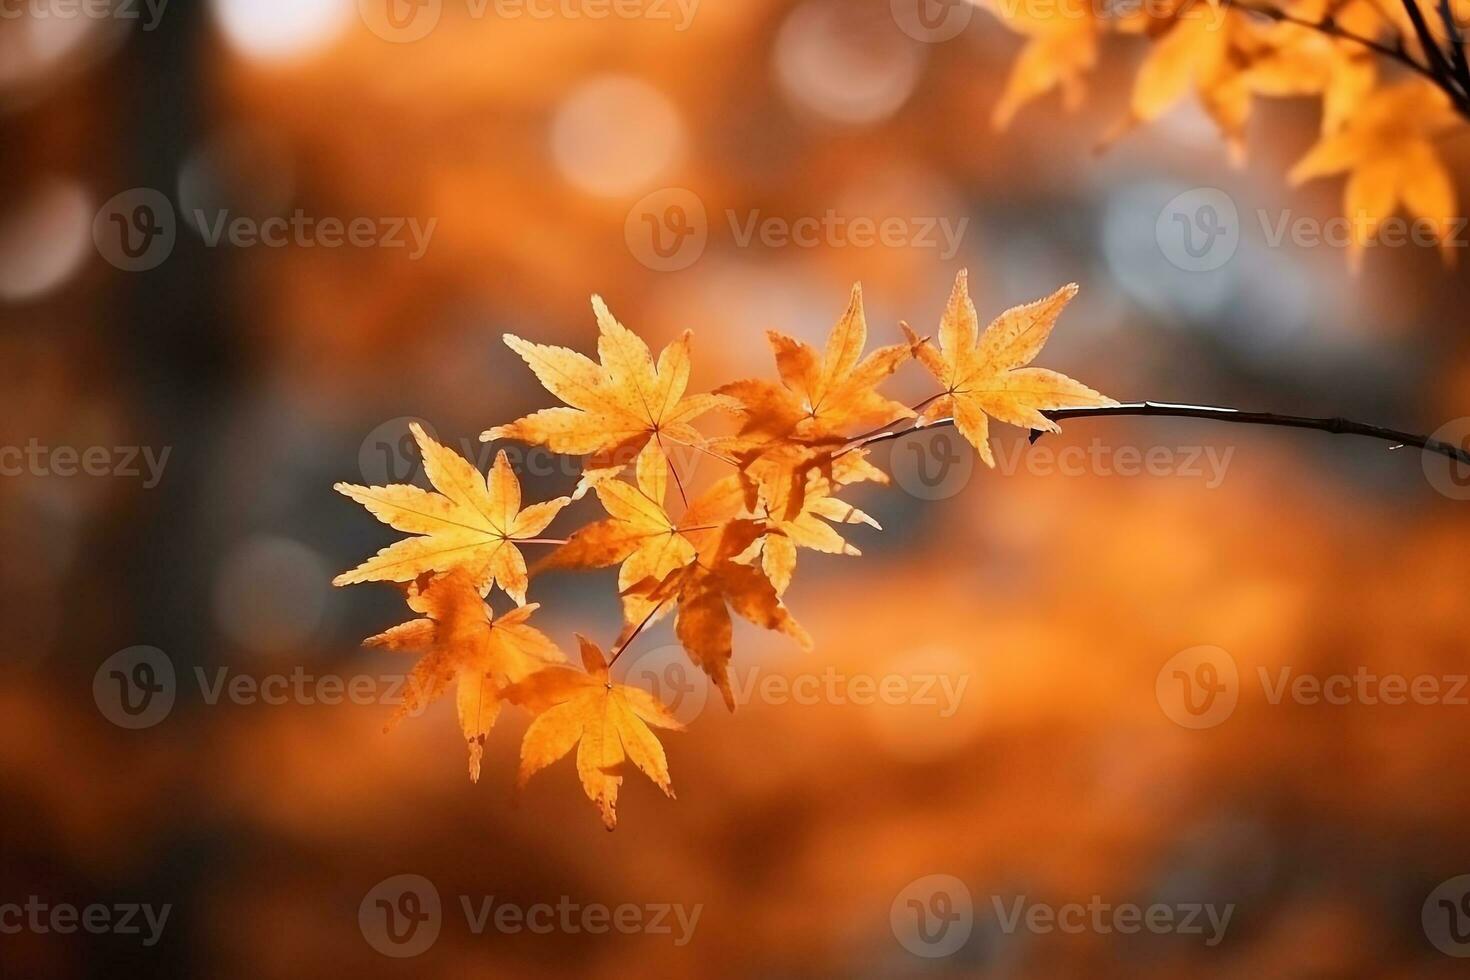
625 517 812 713
1124 8 1268 161
364 568 566 781
716 283 913 443
985 0 1105 129
334 423 569 605
503 635 683 830
535 449 740 628
483 297 728 498
747 450 885 596
1288 79 1462 268
902 270 1117 467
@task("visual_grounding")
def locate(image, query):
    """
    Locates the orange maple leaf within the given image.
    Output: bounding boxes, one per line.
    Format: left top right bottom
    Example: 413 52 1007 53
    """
903 270 1118 467
716 283 912 443
747 450 884 596
626 516 812 712
482 297 728 498
364 568 566 782
334 423 569 605
503 636 682 830
1289 79 1461 268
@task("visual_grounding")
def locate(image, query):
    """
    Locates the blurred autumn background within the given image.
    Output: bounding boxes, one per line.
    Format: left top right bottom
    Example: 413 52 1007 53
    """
4 0 1470 976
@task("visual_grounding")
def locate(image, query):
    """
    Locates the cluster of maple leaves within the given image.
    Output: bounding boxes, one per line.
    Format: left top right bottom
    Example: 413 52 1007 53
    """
981 0 1466 266
333 272 1115 828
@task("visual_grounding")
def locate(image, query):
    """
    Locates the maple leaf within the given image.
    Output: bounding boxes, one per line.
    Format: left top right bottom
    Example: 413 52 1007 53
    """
902 270 1117 467
334 424 569 605
984 0 1105 129
745 450 885 596
482 297 728 498
536 450 752 629
364 568 566 781
625 516 813 712
1122 8 1269 161
716 283 913 443
503 635 682 830
1288 79 1461 268
1241 0 1380 134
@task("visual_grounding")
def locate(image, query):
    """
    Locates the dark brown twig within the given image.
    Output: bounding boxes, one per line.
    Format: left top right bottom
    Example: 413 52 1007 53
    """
853 400 1470 467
